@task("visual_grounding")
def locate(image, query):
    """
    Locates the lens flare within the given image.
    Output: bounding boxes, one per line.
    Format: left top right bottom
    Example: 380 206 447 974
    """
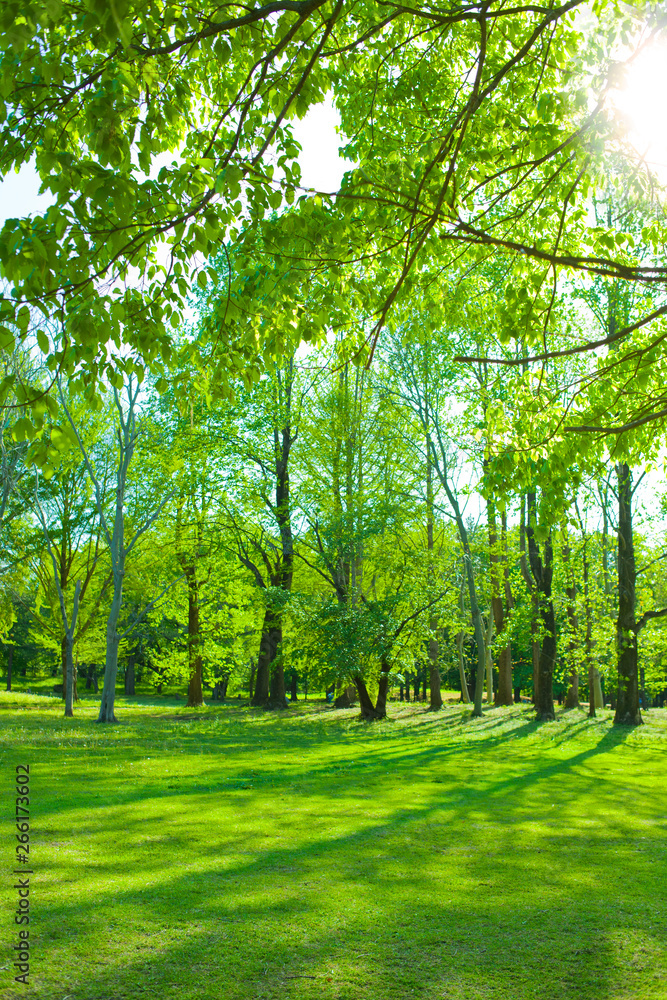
610 40 667 180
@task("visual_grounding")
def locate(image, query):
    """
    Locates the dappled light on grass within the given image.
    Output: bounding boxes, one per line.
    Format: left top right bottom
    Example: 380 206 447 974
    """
2 701 666 999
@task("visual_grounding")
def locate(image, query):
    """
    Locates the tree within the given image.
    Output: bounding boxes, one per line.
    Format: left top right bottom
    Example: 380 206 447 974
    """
60 375 175 722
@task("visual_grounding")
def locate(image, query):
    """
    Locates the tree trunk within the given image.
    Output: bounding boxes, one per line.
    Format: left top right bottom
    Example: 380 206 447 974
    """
614 463 642 726
353 672 386 720
87 663 99 694
124 655 136 696
520 495 541 706
290 671 298 702
562 541 580 709
353 674 379 719
252 608 280 706
64 634 75 718
488 497 513 706
6 644 12 691
525 493 556 721
269 650 289 708
374 659 391 718
484 613 494 704
185 568 203 707
98 569 123 723
249 659 256 700
428 650 442 710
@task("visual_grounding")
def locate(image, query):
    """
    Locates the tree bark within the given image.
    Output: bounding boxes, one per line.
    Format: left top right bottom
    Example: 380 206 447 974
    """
252 608 280 706
185 567 203 707
484 613 494 704
6 643 12 691
268 649 288 708
64 634 75 717
525 493 556 721
98 563 124 723
614 463 643 726
124 655 135 696
562 542 580 709
488 496 513 706
353 673 386 720
519 495 541 706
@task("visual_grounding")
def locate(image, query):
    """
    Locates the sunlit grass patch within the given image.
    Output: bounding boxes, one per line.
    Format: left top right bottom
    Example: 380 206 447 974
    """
1 702 666 1000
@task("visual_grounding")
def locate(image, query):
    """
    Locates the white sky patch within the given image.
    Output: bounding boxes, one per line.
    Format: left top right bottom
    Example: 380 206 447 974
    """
608 36 667 184
0 158 54 227
290 98 356 193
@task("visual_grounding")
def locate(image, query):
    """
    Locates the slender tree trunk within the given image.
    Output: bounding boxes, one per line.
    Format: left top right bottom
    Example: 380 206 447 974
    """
374 659 391 718
614 463 642 726
6 644 12 691
520 495 541 706
249 659 256 700
562 542 580 709
186 568 203 707
124 655 135 696
98 567 124 723
488 497 513 706
64 634 75 718
484 613 494 704
525 493 556 721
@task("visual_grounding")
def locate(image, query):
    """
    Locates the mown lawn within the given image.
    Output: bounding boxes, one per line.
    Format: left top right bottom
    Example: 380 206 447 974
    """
2 697 666 1000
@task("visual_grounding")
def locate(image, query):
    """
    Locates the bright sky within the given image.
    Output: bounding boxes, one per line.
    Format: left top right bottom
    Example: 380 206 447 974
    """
608 37 667 183
0 99 354 228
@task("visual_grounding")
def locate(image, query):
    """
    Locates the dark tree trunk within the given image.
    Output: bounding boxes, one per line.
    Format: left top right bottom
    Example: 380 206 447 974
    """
186 568 203 707
514 686 521 703
124 655 136 696
563 543 580 709
252 608 281 706
6 644 12 691
353 673 386 720
426 414 442 712
334 684 357 708
269 650 288 708
353 674 378 719
488 495 513 706
290 671 298 701
64 635 74 718
374 659 391 719
249 659 256 700
428 651 443 710
614 463 643 726
412 673 420 702
525 493 556 721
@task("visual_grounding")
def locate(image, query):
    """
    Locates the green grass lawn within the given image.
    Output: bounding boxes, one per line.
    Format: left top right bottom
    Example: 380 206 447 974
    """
2 697 666 1000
